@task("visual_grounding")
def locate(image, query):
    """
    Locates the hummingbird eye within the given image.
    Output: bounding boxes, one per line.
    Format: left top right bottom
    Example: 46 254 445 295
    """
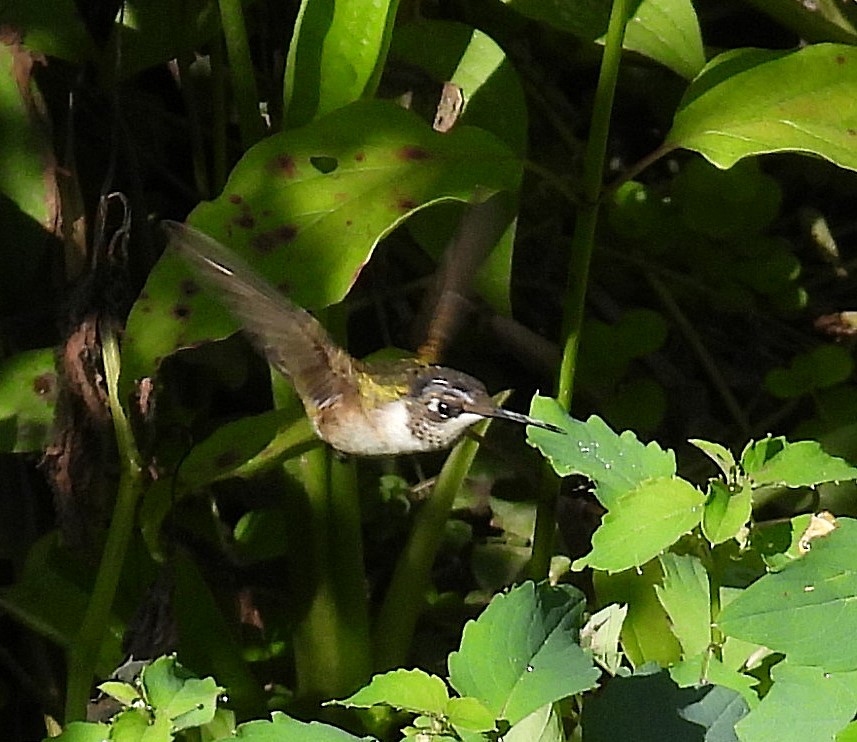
426 396 462 420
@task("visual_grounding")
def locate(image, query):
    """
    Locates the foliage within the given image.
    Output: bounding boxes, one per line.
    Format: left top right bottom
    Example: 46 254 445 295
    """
3 0 857 740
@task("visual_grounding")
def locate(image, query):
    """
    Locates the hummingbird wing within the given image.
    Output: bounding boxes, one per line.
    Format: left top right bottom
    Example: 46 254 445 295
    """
162 221 359 411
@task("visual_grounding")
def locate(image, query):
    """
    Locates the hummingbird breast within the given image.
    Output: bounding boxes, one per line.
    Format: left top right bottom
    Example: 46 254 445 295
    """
311 398 422 456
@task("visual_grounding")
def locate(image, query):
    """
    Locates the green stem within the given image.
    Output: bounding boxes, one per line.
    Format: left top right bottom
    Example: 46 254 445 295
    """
372 412 496 671
529 0 632 580
286 446 370 702
64 328 143 721
217 0 264 150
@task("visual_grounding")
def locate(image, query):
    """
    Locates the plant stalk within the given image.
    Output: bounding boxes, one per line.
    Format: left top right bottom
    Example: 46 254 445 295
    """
530 0 633 580
217 0 265 149
64 327 143 721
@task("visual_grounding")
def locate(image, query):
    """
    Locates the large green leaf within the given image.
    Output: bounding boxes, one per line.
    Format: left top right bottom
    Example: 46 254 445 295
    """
573 477 705 573
448 581 599 725
735 661 857 742
119 100 520 399
284 0 398 126
669 44 857 171
594 562 682 668
655 553 710 658
527 396 676 509
222 711 375 741
0 38 60 316
740 436 857 488
502 0 705 79
718 518 857 671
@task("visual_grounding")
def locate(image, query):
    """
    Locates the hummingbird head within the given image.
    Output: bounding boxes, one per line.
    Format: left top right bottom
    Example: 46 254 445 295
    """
402 367 563 452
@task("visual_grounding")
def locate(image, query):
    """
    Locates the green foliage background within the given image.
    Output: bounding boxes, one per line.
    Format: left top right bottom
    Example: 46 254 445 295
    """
4 0 857 740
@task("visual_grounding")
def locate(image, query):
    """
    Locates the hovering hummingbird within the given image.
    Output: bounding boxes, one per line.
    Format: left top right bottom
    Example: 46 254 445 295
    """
163 221 562 456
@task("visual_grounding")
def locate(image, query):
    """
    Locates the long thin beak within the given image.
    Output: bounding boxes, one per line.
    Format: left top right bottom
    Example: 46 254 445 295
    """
481 406 565 434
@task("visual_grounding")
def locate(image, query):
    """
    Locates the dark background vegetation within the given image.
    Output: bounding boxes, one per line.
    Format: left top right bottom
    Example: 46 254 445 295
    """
3 0 857 738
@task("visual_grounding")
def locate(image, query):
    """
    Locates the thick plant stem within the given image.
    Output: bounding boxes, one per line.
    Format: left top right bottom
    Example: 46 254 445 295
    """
64 329 143 721
286 446 370 702
217 0 264 149
529 0 633 580
372 412 496 671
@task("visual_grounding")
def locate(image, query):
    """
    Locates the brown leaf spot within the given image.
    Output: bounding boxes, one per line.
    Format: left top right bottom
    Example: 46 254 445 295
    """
180 279 200 297
355 151 366 162
228 194 243 204
173 304 191 320
215 450 242 469
398 145 430 161
848 129 856 137
252 225 298 253
398 197 418 211
33 372 56 398
233 213 255 229
345 219 353 227
837 54 847 65
270 154 297 177
277 281 292 294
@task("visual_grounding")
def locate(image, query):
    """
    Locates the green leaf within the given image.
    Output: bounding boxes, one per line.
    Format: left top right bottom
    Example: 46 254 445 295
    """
718 518 857 670
112 708 167 739
175 408 311 492
669 44 857 171
594 563 682 668
502 0 704 79
42 721 110 742
702 481 752 546
764 345 854 399
224 711 375 741
741 437 857 488
655 553 710 658
528 396 676 509
0 348 56 453
0 40 61 318
620 0 705 80
678 684 749 741
97 680 141 707
334 668 449 716
1 0 96 63
670 653 758 708
445 696 496 733
448 581 599 725
504 703 564 742
284 0 397 126
120 99 520 399
689 439 736 480
580 603 628 675
735 661 857 742
572 477 705 573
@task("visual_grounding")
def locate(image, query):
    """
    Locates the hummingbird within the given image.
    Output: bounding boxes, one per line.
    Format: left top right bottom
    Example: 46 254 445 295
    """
163 221 562 456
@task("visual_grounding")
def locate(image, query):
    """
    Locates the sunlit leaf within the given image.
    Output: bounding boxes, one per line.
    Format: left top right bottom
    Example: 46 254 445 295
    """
669 44 857 171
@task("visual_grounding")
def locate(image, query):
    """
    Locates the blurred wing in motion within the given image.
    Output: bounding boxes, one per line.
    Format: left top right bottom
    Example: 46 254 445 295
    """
163 220 359 411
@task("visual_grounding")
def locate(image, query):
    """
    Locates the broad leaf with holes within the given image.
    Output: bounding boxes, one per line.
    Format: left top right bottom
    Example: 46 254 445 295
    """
120 100 520 399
